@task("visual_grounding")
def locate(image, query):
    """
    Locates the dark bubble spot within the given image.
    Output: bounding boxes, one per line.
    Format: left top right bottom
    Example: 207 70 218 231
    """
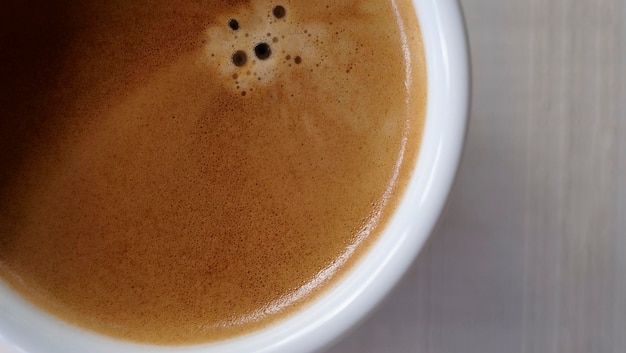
273 5 286 19
294 56 302 64
254 43 272 60
232 50 247 66
228 19 240 30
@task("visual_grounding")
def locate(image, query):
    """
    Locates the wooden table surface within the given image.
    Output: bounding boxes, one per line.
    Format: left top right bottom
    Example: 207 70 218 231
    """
0 1 623 353
325 0 626 352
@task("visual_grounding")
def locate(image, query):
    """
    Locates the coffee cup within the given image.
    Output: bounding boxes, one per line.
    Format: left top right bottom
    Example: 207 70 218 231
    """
0 0 469 352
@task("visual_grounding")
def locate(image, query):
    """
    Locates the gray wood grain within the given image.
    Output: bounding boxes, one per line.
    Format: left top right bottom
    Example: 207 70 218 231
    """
324 0 626 352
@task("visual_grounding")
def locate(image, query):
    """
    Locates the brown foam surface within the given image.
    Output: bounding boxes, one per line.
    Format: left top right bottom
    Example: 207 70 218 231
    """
0 0 426 344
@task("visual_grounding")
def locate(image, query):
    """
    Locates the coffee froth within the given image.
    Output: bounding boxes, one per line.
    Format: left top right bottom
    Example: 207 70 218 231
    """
0 0 426 344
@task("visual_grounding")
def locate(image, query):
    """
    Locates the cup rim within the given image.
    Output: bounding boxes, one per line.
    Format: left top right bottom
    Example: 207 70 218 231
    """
0 0 469 352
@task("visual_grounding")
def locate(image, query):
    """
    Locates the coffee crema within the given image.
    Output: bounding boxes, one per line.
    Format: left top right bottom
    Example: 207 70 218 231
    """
0 0 426 344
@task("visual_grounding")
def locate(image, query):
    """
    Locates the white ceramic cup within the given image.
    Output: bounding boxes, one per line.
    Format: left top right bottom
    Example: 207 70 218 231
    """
0 1 469 352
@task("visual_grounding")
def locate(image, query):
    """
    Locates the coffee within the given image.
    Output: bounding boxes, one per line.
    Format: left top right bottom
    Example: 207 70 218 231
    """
0 0 426 345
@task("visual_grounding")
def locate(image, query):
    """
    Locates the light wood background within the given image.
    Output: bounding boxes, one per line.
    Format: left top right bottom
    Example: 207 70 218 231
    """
325 0 626 352
0 1 623 353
